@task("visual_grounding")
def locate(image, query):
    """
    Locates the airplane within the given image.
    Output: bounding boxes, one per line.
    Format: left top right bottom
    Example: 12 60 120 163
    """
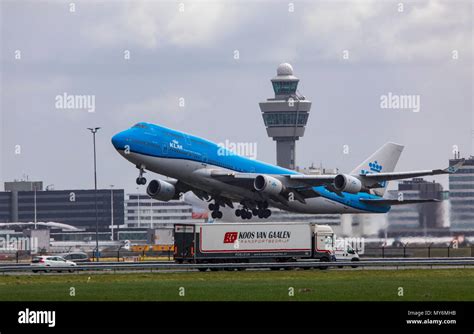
111 122 464 220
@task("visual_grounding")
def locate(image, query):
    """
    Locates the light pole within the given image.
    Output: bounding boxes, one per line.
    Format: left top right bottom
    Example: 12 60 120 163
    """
136 187 141 228
87 127 101 262
110 185 114 241
33 185 37 230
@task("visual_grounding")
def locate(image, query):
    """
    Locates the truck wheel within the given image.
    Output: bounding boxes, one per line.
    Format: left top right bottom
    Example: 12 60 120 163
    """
319 257 329 270
198 268 207 272
32 270 38 273
351 258 360 268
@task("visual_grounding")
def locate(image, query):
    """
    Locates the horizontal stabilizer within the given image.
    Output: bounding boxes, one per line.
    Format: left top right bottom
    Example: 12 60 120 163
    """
360 198 440 206
361 158 465 182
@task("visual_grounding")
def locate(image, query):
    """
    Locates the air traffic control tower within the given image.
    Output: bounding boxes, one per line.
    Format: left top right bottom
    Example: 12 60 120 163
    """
259 63 312 170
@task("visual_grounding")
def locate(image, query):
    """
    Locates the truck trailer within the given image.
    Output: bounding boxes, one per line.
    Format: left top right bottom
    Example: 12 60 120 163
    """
174 222 336 271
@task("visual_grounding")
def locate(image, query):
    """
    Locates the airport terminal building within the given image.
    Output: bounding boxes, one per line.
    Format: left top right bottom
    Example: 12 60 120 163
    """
125 193 195 228
0 181 124 230
449 155 474 231
386 178 447 236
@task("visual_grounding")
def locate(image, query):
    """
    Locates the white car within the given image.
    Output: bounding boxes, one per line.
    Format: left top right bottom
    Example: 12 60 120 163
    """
31 256 77 273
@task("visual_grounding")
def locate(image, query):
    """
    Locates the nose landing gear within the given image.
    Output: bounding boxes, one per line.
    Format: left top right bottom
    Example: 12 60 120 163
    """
136 165 147 185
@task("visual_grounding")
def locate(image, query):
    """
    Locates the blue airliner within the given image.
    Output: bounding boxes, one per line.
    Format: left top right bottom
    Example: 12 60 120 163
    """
112 122 463 220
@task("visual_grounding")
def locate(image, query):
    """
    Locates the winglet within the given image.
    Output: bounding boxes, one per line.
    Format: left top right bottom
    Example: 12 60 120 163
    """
444 158 465 174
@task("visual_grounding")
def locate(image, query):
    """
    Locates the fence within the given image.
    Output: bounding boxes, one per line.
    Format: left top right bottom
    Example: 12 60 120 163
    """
1 258 474 273
0 249 174 263
361 245 474 258
1 246 474 263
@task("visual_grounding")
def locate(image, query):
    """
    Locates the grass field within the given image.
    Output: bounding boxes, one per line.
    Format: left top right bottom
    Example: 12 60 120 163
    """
0 269 473 301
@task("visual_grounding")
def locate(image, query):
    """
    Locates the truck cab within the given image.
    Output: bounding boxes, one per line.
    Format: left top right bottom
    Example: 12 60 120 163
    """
313 225 337 262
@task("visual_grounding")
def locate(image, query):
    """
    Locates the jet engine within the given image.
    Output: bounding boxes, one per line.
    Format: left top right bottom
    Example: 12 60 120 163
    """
334 174 362 194
146 179 176 201
254 175 284 196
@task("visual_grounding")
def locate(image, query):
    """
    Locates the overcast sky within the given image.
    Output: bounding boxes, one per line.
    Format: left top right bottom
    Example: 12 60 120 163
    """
1 0 472 194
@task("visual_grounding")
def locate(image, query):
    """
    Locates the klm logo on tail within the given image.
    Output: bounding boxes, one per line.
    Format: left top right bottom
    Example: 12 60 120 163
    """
361 161 386 188
360 160 383 175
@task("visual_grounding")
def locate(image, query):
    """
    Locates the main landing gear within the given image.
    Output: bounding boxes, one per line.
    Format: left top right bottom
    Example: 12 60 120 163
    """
136 165 147 185
235 201 271 220
208 202 223 219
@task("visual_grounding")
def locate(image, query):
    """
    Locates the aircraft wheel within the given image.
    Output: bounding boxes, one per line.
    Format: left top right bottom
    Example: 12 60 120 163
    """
211 211 217 219
235 209 241 217
208 203 215 211
216 211 223 219
252 209 258 216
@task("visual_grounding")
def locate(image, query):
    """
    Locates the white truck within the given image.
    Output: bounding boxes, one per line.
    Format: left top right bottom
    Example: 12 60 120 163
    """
334 242 360 268
174 222 336 271
334 243 360 262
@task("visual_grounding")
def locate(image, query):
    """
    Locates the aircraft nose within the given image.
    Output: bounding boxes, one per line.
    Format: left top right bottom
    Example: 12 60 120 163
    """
111 131 127 150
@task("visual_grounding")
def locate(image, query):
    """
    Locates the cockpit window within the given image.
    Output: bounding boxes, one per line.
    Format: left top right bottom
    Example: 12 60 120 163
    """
132 123 148 129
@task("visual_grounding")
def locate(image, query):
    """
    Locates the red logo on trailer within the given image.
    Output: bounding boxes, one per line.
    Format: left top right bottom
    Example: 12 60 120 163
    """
223 232 238 243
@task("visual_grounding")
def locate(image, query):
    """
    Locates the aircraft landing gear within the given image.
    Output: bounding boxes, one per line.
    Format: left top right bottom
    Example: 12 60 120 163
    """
235 201 270 220
136 165 147 185
209 202 223 219
235 208 252 220
254 202 271 219
258 209 272 219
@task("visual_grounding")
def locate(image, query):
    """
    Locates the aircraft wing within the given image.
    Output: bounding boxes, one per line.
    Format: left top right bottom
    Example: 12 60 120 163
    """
360 198 440 206
209 170 323 203
209 170 256 187
286 174 336 186
360 159 465 183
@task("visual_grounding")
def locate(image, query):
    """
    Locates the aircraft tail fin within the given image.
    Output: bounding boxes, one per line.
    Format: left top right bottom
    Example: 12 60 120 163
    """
350 142 404 196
